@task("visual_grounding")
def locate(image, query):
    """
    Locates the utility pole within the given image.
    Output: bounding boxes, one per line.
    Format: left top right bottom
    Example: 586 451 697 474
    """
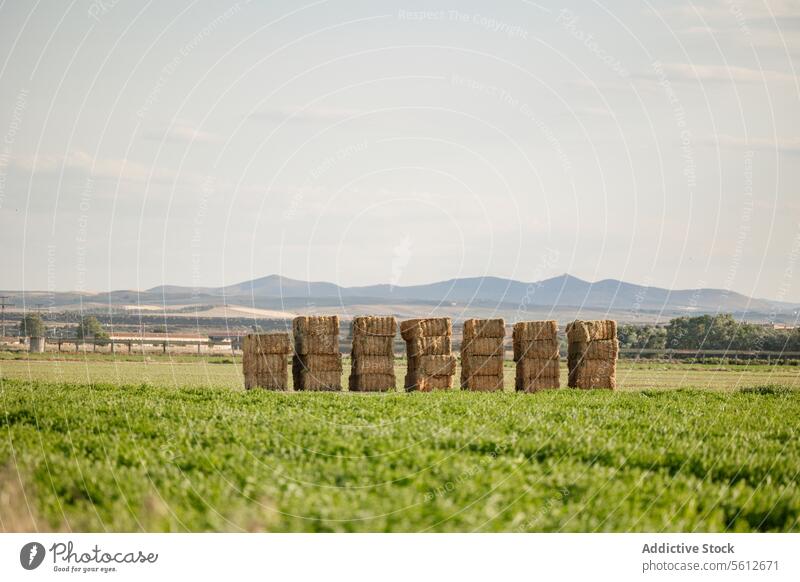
0 296 14 338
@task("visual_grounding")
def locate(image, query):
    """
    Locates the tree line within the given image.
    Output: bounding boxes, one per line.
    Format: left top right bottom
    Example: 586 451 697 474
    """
18 314 107 339
619 314 800 352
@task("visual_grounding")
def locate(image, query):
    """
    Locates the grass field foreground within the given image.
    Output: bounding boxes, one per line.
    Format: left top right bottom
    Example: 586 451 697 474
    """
1 378 798 532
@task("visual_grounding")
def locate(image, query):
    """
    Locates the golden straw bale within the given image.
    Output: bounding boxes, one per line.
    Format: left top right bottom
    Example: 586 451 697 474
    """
569 370 616 390
400 318 452 340
243 335 290 390
243 353 288 390
406 336 451 358
461 375 504 392
462 318 505 340
348 373 396 392
294 353 343 372
351 335 394 356
568 339 619 361
566 320 617 343
293 315 339 337
243 333 291 355
460 354 504 377
407 375 453 392
352 316 397 337
461 336 504 356
568 359 617 377
516 358 560 380
293 370 342 391
414 355 456 376
515 376 560 393
512 320 558 341
568 359 616 389
294 334 338 355
513 338 559 361
582 359 616 375
351 355 394 375
245 369 288 391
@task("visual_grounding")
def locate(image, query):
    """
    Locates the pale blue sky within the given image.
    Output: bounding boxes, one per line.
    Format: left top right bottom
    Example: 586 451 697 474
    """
0 0 798 301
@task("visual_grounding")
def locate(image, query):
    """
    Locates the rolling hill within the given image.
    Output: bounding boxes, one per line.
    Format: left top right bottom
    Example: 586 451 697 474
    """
148 273 792 313
11 273 793 323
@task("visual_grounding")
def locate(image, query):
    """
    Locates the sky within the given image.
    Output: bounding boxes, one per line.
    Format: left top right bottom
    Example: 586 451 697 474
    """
0 0 798 302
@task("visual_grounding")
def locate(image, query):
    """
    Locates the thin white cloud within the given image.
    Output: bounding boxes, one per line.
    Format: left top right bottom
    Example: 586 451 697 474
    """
656 1 800 49
655 0 798 22
248 106 363 124
637 63 796 84
677 63 794 82
677 25 723 35
651 4 729 20
563 78 631 92
677 24 800 49
12 151 186 182
699 134 800 153
142 123 219 144
576 106 615 118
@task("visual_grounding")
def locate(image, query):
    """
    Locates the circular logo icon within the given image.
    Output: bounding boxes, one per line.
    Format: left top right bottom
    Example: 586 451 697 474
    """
20 542 46 570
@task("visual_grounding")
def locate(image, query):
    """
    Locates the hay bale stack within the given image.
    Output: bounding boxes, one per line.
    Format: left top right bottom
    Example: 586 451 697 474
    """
400 318 452 339
401 318 455 391
243 333 291 390
460 318 505 391
406 336 451 358
349 316 397 392
566 319 618 389
292 316 341 391
512 321 559 392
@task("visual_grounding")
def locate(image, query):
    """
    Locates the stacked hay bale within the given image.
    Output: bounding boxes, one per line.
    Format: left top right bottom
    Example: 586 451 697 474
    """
242 333 291 390
512 320 560 392
400 318 455 391
566 320 618 389
292 315 342 391
460 318 505 391
349 316 397 392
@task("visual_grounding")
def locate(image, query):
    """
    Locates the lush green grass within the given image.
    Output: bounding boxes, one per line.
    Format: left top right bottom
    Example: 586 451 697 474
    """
1 378 798 532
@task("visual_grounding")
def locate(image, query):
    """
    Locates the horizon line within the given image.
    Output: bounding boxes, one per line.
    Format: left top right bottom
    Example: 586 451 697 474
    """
1 272 792 306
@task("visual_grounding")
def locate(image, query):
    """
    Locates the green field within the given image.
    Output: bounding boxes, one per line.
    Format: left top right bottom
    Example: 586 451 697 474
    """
1 355 799 532
2 351 799 391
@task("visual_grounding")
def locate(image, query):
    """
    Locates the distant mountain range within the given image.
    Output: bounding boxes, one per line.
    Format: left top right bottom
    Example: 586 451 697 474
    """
9 274 797 323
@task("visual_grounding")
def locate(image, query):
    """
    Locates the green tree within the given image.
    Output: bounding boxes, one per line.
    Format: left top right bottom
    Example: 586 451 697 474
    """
666 315 713 349
618 324 667 350
76 315 107 339
19 313 45 338
617 324 639 348
664 314 791 351
642 326 667 349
